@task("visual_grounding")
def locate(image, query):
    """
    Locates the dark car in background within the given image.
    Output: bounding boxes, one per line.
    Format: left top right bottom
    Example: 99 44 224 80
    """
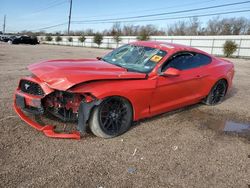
8 36 39 45
0 35 12 42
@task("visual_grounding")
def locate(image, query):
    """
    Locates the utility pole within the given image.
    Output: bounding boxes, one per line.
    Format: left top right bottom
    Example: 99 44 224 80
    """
3 15 6 34
67 0 72 35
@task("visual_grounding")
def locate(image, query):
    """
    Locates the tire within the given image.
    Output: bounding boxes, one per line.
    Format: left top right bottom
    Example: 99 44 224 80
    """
89 97 133 138
204 79 227 105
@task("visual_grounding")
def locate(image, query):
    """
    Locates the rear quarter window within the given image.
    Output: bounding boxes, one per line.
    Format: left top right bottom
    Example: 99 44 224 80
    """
190 53 212 69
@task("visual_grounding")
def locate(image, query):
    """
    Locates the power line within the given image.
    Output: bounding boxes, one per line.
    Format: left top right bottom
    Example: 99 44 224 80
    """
26 1 250 31
72 9 250 25
29 9 250 31
73 0 250 23
72 0 217 20
19 0 69 32
30 22 68 31
28 0 68 15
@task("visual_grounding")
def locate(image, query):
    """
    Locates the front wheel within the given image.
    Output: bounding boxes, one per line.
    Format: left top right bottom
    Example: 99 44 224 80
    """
89 97 133 138
204 79 227 105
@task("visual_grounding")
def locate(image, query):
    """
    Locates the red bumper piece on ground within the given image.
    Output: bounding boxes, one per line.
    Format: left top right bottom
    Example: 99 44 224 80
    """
13 102 81 140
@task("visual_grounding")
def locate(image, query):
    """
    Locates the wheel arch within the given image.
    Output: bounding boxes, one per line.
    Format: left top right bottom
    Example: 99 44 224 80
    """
211 77 229 94
220 78 229 92
203 77 229 105
88 95 134 138
77 94 136 133
202 76 229 103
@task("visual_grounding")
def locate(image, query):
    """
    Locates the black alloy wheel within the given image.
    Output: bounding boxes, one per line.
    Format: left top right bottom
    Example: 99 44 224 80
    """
205 80 227 105
89 97 133 138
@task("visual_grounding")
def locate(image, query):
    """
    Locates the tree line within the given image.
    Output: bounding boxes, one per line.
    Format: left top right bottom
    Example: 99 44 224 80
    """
16 16 250 37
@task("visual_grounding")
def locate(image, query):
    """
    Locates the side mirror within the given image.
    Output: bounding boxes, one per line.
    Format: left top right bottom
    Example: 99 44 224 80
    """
160 67 180 77
96 57 102 60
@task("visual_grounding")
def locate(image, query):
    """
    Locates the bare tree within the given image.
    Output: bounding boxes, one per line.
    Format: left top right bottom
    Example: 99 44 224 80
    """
111 22 122 47
167 21 186 36
123 24 140 36
187 17 200 35
84 29 94 36
248 26 250 35
137 25 160 40
206 17 250 35
167 17 201 36
231 17 249 35
206 16 222 35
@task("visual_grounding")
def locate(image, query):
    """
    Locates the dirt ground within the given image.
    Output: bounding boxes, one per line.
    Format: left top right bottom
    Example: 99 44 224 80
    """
0 43 249 188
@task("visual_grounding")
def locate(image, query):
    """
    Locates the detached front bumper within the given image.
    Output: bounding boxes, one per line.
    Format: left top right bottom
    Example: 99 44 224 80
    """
14 93 81 140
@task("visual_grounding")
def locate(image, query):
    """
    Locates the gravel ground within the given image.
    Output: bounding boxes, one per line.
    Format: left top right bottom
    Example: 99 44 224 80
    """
0 43 249 188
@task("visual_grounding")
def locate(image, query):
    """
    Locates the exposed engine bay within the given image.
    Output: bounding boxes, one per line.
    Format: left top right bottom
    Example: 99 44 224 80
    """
43 91 84 122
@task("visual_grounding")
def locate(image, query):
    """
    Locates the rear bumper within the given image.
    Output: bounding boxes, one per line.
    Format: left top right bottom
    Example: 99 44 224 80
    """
13 93 81 140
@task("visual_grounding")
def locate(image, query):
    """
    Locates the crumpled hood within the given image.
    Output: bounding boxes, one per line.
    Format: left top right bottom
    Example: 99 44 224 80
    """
28 59 146 91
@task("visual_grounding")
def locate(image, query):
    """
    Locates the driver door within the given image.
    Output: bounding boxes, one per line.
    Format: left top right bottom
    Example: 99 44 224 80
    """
150 52 208 116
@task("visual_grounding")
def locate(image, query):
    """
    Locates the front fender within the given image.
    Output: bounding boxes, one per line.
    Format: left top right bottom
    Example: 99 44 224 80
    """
69 79 157 120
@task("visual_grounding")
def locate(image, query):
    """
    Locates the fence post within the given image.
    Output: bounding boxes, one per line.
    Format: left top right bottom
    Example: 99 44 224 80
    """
211 39 215 54
237 39 242 57
189 39 192 46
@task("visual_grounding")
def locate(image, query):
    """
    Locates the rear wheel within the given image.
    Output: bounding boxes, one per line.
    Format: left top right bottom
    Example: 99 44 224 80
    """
204 79 227 105
89 97 133 138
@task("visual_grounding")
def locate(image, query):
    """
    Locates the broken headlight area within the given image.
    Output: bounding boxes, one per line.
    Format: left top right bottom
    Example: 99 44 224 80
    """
42 91 84 122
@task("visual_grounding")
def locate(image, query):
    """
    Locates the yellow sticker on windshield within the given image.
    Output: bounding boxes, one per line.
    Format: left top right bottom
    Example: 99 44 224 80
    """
150 55 163 63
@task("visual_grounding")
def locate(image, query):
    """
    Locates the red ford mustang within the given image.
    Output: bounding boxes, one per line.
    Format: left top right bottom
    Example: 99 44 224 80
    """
14 41 234 139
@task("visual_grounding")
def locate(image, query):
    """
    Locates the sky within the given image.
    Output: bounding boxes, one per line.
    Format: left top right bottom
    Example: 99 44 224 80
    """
0 0 250 33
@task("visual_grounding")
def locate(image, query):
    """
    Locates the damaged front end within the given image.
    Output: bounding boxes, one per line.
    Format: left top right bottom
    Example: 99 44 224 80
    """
14 77 100 139
44 91 83 122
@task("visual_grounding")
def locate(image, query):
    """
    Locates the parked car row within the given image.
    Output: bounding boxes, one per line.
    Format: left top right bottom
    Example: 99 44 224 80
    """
0 35 39 45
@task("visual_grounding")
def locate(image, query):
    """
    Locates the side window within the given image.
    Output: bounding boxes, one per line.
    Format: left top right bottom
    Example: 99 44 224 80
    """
162 53 193 71
162 52 211 71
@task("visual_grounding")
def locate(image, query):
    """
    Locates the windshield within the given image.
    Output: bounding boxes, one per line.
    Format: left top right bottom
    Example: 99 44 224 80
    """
102 44 167 73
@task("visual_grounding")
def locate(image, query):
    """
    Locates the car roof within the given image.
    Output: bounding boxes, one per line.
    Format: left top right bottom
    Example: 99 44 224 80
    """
130 41 206 54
